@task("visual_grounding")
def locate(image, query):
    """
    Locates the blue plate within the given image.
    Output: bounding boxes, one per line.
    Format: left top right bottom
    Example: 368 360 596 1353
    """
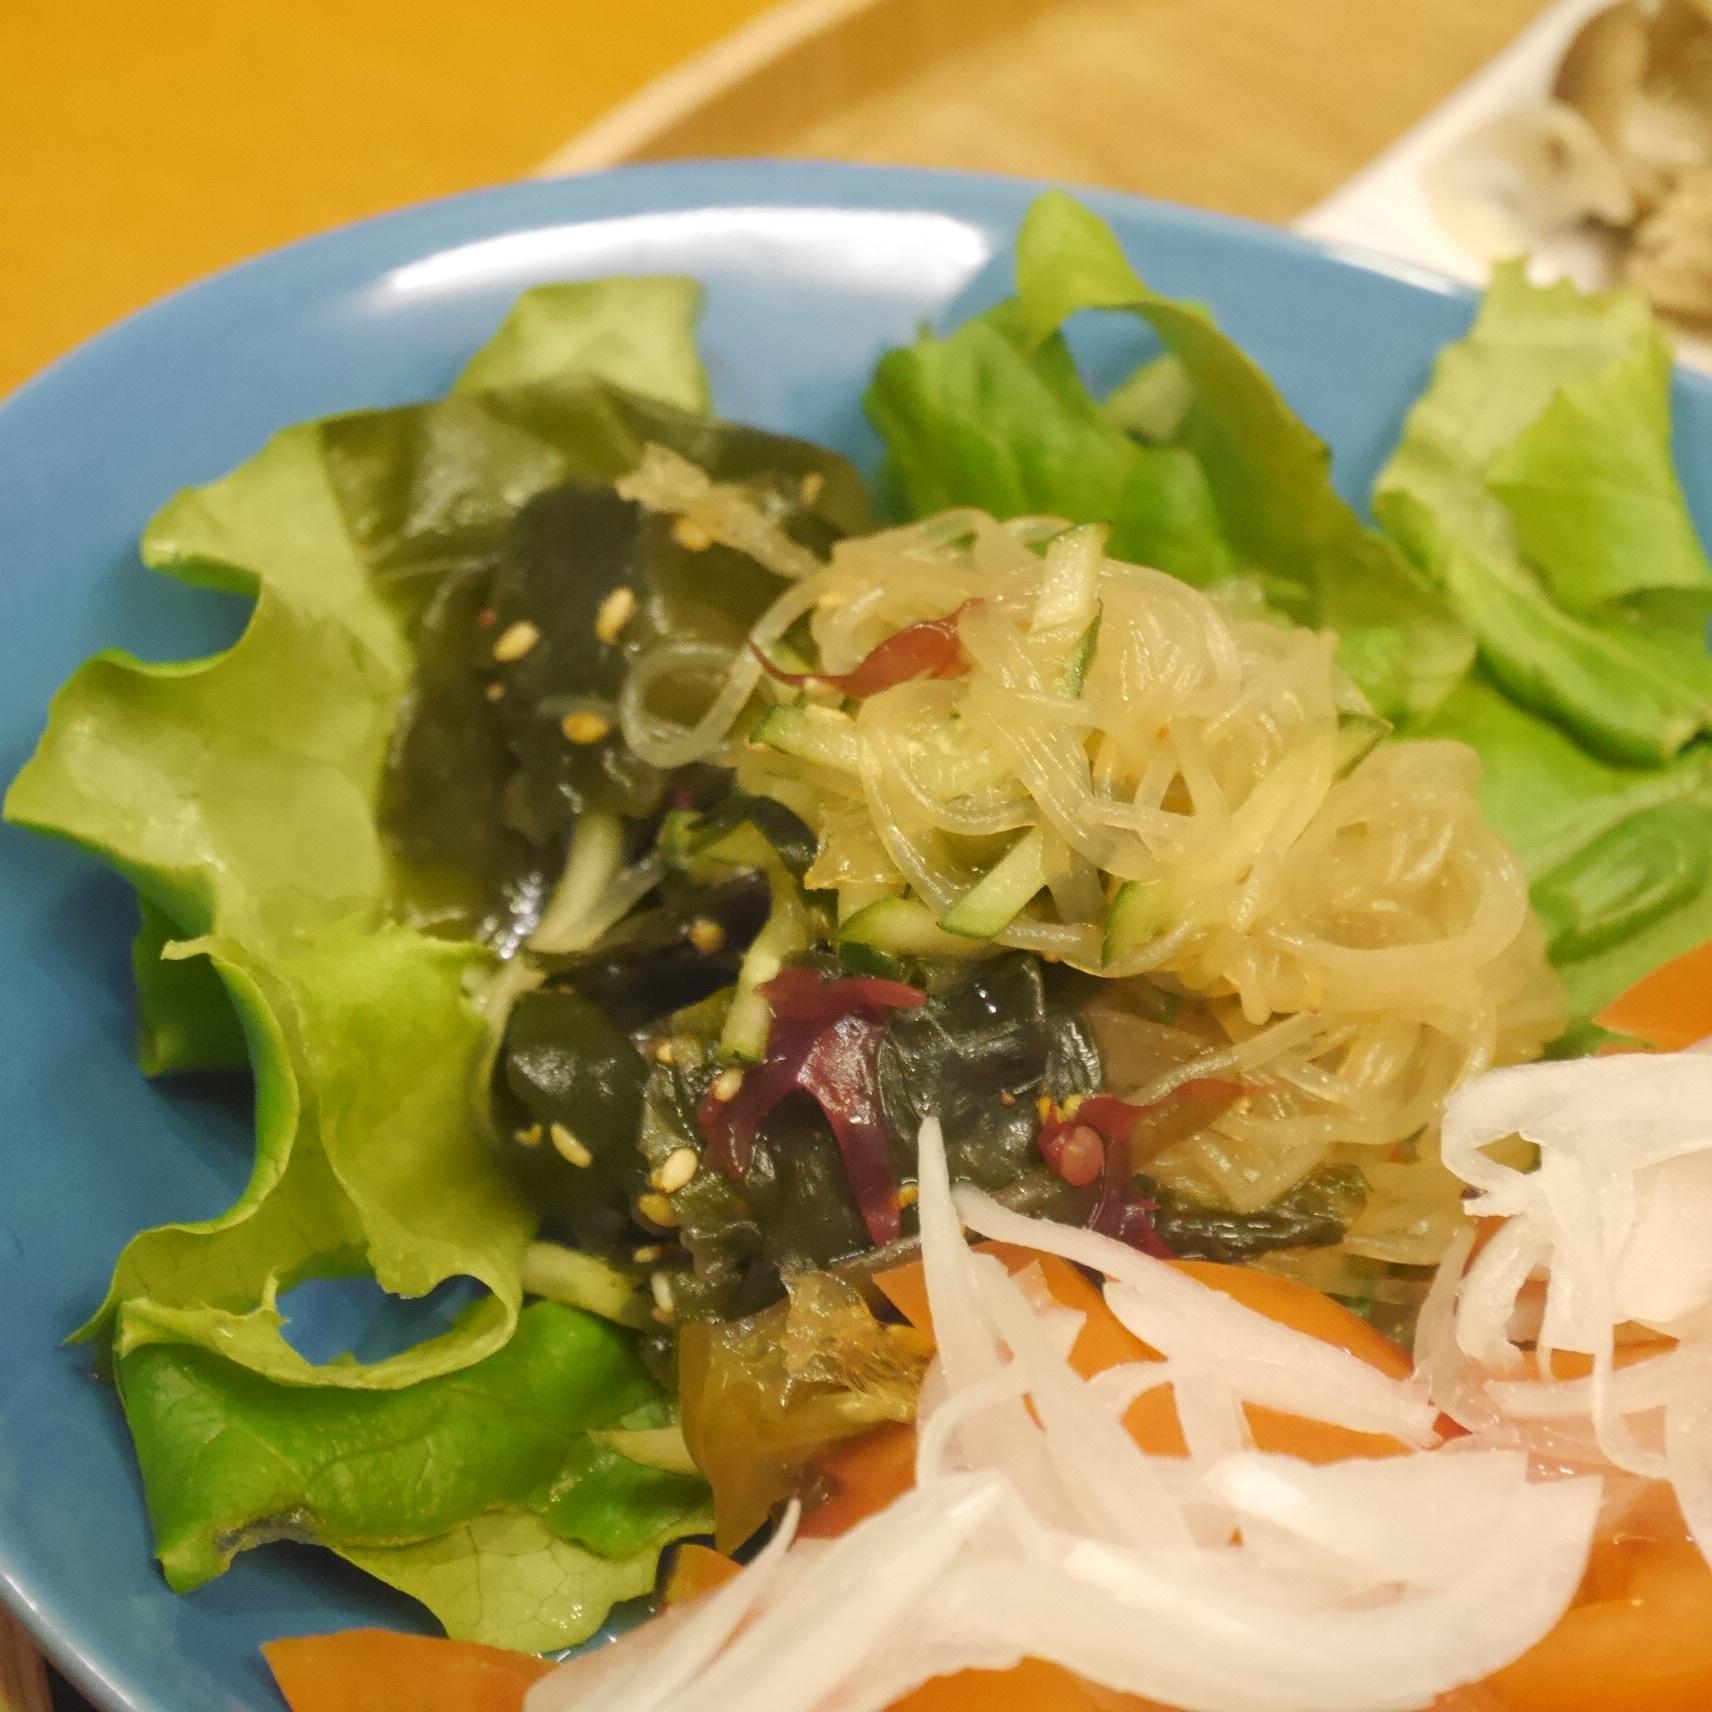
5 161 1712 1712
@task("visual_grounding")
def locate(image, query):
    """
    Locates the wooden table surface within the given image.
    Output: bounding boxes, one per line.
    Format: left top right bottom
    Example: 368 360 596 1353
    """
0 0 773 397
4 0 1549 399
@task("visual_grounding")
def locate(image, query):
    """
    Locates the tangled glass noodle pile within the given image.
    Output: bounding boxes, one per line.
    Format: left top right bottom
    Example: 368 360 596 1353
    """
617 447 1567 1270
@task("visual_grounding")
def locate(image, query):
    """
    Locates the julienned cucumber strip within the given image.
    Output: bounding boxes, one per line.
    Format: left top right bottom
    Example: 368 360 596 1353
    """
839 896 986 962
940 827 1051 939
752 703 860 773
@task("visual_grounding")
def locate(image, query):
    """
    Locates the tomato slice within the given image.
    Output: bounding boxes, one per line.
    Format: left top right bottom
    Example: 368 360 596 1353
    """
1595 938 1712 1050
891 1657 1171 1711
798 1422 917 1539
664 1540 743 1604
264 1630 550 1712
1481 1485 1712 1711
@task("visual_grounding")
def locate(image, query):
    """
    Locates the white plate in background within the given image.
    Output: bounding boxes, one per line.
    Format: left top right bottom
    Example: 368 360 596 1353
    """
1298 0 1712 371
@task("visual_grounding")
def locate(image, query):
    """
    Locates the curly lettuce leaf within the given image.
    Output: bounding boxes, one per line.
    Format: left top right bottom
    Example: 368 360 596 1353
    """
339 1511 689 1654
1491 335 1712 615
1375 263 1711 617
118 1299 709 1648
866 315 1233 585
105 928 532 1385
1003 192 1473 722
454 278 709 411
132 897 247 1075
4 278 715 1387
10 589 529 1377
1376 265 1712 764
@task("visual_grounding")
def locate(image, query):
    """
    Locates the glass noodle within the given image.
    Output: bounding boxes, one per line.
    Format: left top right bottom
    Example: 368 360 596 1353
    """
617 447 1565 1267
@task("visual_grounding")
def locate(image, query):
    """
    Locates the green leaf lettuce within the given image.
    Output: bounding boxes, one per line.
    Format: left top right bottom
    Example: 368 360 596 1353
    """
5 278 715 1386
1377 264 1712 765
119 1300 709 1647
867 192 1474 722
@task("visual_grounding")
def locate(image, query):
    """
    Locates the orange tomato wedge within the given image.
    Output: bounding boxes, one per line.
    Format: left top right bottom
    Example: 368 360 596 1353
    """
1482 1484 1712 1712
664 1540 744 1603
891 1657 1172 1712
264 1629 550 1712
1595 938 1712 1050
798 1420 917 1539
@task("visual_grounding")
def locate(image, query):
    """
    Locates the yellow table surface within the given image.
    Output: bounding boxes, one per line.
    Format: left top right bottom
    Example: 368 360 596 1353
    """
2 0 1559 397
4 0 1560 398
0 0 773 395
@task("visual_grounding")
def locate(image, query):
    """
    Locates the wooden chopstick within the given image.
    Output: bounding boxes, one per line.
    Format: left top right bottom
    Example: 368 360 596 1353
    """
0 1611 53 1712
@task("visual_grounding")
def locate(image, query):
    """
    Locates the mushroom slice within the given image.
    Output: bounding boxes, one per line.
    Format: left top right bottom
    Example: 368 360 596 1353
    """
1427 100 1637 263
1627 162 1712 317
1556 1 1665 206
1626 0 1712 184
1556 0 1650 153
1648 0 1712 79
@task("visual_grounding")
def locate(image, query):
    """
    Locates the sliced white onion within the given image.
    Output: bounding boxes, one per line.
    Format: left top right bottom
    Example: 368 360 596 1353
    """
535 1119 1605 1712
1428 1050 1712 1568
911 1117 1057 1507
956 1186 1439 1446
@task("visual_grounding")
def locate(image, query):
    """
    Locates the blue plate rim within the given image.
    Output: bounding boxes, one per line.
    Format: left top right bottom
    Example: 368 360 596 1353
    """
0 158 1477 422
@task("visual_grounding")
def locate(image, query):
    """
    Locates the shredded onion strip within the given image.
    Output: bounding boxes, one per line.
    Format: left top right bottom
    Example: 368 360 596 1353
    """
1424 1051 1712 1568
528 1119 1601 1712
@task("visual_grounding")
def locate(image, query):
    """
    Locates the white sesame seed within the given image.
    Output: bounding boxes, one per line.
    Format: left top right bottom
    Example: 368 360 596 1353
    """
549 1123 593 1168
514 1123 543 1148
491 619 541 663
686 917 726 955
652 1040 676 1067
560 710 612 745
657 1147 699 1194
594 585 638 644
897 1183 919 1209
672 517 713 552
650 1271 676 1314
633 1243 667 1265
711 1067 745 1104
637 1192 679 1228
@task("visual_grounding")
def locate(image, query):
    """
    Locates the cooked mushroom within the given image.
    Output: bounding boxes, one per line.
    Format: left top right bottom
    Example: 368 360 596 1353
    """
1627 162 1712 316
1556 0 1650 153
1648 0 1712 78
1627 0 1712 184
1555 1 1664 205
1425 100 1636 263
1426 0 1712 322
